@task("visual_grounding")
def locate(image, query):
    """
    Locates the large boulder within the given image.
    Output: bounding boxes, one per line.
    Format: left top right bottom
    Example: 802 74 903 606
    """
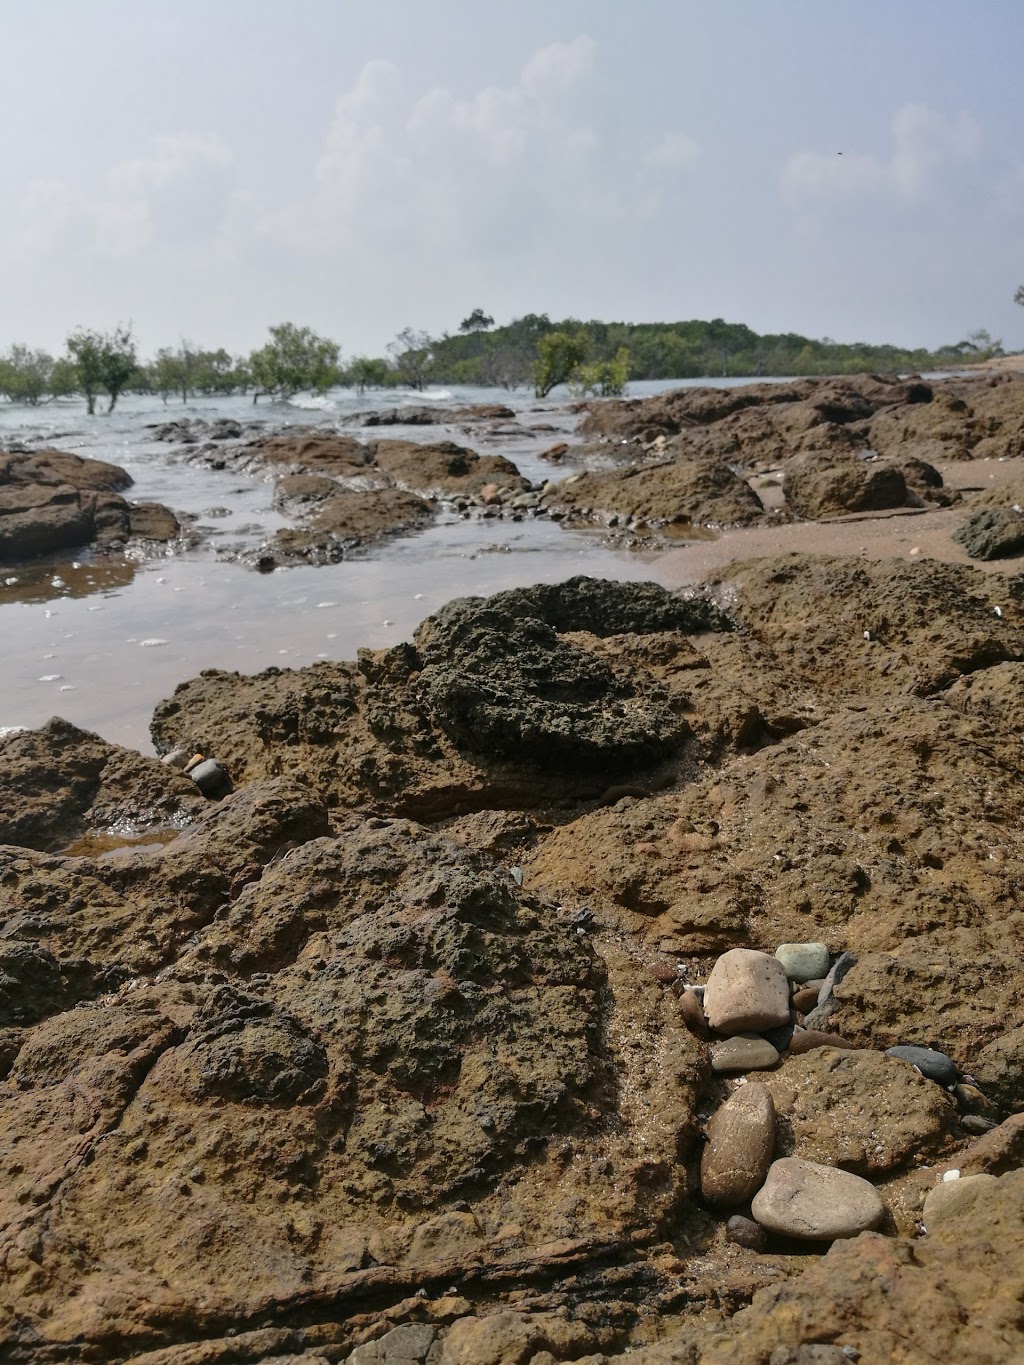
782 450 908 518
545 457 766 528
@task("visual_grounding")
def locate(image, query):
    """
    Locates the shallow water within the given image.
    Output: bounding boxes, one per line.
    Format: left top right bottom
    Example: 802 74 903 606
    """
5 380 752 750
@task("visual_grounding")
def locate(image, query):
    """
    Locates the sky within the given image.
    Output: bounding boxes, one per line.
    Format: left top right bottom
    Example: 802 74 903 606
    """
2 0 1023 358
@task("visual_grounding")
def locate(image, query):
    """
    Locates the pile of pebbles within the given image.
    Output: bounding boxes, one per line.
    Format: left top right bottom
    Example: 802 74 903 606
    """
161 746 233 799
675 944 1010 1249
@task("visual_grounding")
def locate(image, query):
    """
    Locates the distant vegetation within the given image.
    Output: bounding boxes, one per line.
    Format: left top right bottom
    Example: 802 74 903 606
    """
0 313 1007 409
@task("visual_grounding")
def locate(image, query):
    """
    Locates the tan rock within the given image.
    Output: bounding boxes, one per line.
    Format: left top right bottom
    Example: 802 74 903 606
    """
710 1034 780 1074
763 1047 955 1175
704 948 791 1035
700 1082 776 1208
923 1174 1000 1230
751 1157 885 1241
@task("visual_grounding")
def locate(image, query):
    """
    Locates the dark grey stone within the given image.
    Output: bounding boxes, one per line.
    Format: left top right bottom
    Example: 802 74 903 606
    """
189 758 234 799
885 1044 957 1086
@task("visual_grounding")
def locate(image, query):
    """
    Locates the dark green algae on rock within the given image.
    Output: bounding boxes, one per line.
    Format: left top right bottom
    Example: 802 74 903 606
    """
150 576 734 817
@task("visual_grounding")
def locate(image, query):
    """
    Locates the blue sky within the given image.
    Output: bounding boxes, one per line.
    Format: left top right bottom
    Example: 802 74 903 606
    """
2 0 1022 356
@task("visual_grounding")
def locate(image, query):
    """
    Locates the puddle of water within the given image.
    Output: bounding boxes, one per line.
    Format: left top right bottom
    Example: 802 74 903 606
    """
59 828 181 860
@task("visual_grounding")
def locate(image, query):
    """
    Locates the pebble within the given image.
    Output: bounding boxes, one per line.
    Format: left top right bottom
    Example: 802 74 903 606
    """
961 1115 998 1135
922 1172 999 1229
792 985 822 1013
161 747 191 770
649 960 680 984
885 1045 957 1087
679 987 710 1040
751 1158 885 1241
710 1034 780 1074
775 942 830 983
725 1214 766 1251
701 1082 776 1208
954 1082 998 1119
188 758 233 800
704 948 791 1035
788 1029 859 1055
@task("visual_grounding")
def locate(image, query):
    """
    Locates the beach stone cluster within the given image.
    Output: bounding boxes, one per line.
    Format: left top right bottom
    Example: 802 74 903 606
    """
687 940 1008 1245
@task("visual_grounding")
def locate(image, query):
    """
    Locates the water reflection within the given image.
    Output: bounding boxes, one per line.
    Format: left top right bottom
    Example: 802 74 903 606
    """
0 555 135 606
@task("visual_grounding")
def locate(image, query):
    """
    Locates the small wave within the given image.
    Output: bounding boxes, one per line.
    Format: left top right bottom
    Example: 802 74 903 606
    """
288 394 337 412
0 725 27 739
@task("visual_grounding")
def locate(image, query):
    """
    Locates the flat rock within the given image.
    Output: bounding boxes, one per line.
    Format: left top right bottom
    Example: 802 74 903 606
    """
701 1081 776 1207
787 1029 859 1055
923 1173 1000 1229
710 1034 780 1074
704 948 791 1035
751 1157 885 1241
775 942 830 982
885 1044 958 1086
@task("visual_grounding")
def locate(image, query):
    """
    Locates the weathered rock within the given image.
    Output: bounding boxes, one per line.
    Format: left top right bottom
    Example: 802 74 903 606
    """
710 1035 781 1074
787 1030 858 1055
268 486 435 565
885 1044 958 1086
0 448 179 561
637 1169 1024 1362
959 1112 1024 1175
0 716 207 851
922 1173 1000 1229
775 942 830 983
704 949 791 1035
153 577 727 816
545 456 766 530
700 1082 776 1208
371 439 527 496
972 1026 1024 1111
751 1158 885 1240
763 1048 956 1175
954 506 1024 561
346 1321 438 1362
782 450 908 519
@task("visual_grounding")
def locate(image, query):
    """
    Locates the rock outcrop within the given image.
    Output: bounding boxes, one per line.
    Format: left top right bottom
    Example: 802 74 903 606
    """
0 448 180 562
4 557 1024 1362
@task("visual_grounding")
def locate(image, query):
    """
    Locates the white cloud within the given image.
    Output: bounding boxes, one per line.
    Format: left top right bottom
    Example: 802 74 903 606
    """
641 132 702 174
783 104 981 208
520 35 595 94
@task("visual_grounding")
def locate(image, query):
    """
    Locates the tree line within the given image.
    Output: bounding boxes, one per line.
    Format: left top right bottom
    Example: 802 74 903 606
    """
0 313 1008 411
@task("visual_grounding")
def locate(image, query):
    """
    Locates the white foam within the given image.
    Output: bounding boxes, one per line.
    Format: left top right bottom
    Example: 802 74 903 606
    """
139 638 168 647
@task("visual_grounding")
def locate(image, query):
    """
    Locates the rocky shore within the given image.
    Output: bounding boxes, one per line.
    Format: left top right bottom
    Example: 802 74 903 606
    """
2 542 1023 1362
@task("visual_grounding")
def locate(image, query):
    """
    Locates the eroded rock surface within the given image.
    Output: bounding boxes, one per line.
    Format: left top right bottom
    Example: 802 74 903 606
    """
0 448 180 562
4 556 1024 1362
